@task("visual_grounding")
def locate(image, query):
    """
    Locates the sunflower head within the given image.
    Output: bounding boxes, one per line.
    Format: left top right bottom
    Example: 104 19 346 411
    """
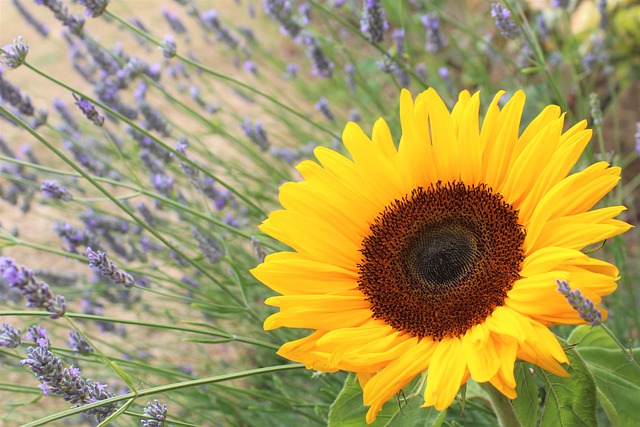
251 88 631 423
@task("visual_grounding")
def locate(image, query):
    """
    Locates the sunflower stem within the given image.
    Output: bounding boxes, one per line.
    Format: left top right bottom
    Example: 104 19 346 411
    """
478 382 521 427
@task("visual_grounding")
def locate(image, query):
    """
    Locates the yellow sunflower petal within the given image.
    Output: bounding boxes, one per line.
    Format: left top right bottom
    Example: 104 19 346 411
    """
423 337 468 410
461 323 500 382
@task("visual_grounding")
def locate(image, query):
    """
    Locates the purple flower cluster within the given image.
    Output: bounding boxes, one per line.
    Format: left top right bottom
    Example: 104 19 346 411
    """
87 247 136 289
41 179 73 201
200 9 239 49
556 279 603 327
73 93 104 127
34 0 85 35
264 0 302 39
242 118 270 152
141 399 168 427
0 322 21 348
1 36 29 69
315 97 335 121
303 35 334 78
491 3 519 39
360 0 388 44
77 0 109 18
0 257 66 318
21 337 116 421
422 13 447 53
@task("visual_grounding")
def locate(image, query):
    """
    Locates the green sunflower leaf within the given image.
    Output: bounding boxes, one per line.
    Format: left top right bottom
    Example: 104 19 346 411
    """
568 325 640 426
328 372 444 427
513 362 540 427
537 346 598 427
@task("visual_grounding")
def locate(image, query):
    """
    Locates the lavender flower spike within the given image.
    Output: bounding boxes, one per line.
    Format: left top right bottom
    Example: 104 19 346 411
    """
141 400 168 427
41 179 73 201
21 337 116 421
87 247 136 288
0 256 66 318
0 322 22 348
491 3 519 39
77 0 109 17
1 36 29 68
361 0 388 43
556 279 603 326
73 94 104 127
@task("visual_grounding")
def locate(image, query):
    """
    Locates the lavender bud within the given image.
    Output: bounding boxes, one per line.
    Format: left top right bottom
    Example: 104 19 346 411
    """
0 257 66 318
162 8 187 34
589 93 603 128
12 0 49 36
264 0 302 39
242 118 270 151
348 109 361 123
26 325 48 344
315 98 335 121
303 34 333 78
141 399 168 427
69 330 93 353
192 229 224 264
415 63 428 81
77 0 109 17
20 339 116 421
360 0 388 43
162 34 177 58
598 0 608 30
72 94 104 127
286 63 299 78
635 122 640 153
244 61 258 75
1 36 29 69
0 322 21 348
491 3 519 39
392 28 405 57
87 247 136 289
251 236 267 263
41 180 73 201
556 279 603 326
0 70 35 116
551 0 569 7
422 13 447 53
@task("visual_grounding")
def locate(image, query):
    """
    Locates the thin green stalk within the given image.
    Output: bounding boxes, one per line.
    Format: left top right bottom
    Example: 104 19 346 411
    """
21 364 305 427
478 382 521 427
599 323 640 372
0 310 278 350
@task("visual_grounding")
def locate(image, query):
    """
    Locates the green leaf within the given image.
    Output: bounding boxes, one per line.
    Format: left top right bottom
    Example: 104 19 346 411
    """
568 326 640 427
513 363 540 427
538 347 598 427
328 373 444 427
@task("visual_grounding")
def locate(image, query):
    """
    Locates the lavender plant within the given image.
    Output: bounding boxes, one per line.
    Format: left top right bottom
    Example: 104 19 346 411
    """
0 0 638 426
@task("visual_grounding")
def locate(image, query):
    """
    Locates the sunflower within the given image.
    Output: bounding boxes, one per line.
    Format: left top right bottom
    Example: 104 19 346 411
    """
251 88 631 423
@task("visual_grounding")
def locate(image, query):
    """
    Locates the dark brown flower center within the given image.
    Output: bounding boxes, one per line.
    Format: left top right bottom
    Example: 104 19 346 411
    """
357 182 525 341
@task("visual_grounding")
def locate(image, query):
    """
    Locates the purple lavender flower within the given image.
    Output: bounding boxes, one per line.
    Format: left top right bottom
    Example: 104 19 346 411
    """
251 236 267 263
491 3 519 39
0 322 21 348
244 61 258 75
303 34 334 78
162 8 187 34
242 118 270 151
21 338 116 421
141 399 168 427
77 0 109 17
200 10 240 49
73 93 104 127
87 247 136 289
41 179 73 201
264 0 302 39
12 0 49 36
551 0 569 7
286 63 299 78
54 221 99 253
152 173 174 195
34 0 85 35
415 63 428 81
299 3 311 25
69 330 93 353
1 36 29 69
635 122 640 153
589 93 603 127
392 28 405 57
348 109 361 123
422 13 447 53
26 325 49 344
1 69 35 116
0 257 66 318
360 0 388 44
315 98 335 121
192 228 224 264
556 279 603 326
377 52 409 88
162 34 177 59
